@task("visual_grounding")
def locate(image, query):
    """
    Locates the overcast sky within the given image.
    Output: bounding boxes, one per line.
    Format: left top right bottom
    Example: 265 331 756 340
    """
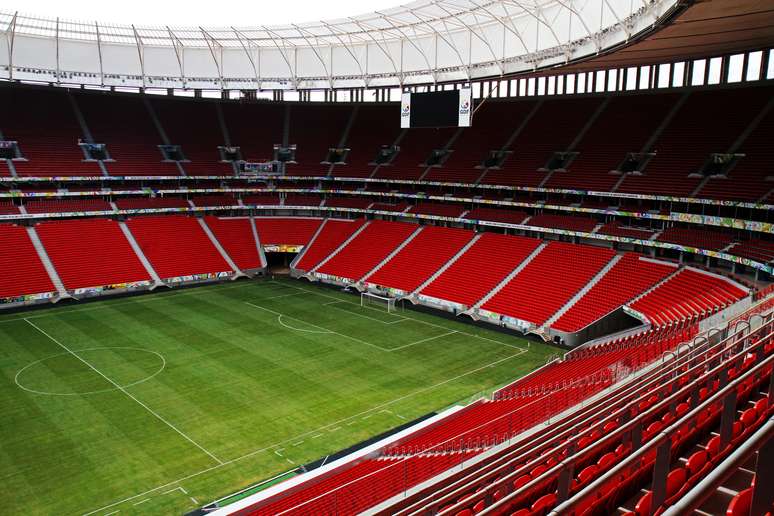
3 0 396 26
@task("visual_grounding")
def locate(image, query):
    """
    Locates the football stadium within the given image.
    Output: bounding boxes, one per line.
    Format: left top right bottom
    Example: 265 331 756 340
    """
0 0 773 515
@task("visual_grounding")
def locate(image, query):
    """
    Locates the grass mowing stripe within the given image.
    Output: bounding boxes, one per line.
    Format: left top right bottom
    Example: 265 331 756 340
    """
0 278 553 515
82 351 528 516
24 318 225 466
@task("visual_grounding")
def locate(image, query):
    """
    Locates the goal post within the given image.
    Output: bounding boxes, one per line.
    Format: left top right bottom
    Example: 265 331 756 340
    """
360 291 399 313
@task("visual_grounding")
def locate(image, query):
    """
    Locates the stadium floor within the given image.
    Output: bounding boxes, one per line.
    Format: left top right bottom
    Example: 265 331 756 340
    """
0 277 555 515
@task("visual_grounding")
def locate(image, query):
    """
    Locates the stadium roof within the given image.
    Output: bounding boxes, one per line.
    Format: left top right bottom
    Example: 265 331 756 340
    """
0 0 771 90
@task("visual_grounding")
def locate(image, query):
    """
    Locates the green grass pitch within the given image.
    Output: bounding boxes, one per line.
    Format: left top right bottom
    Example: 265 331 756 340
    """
0 277 557 515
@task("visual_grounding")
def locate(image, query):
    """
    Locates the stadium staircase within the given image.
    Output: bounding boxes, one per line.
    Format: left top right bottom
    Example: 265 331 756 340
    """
360 225 424 284
480 242 617 326
314 220 417 282
125 215 233 281
365 226 475 293
411 233 482 296
118 221 164 287
248 217 269 270
36 219 152 292
551 255 677 333
469 242 548 313
199 217 248 277
306 220 370 273
541 253 623 329
419 234 542 309
629 269 749 327
25 225 69 299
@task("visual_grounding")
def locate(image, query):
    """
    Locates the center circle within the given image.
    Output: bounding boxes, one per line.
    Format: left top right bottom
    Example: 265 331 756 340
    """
15 347 166 396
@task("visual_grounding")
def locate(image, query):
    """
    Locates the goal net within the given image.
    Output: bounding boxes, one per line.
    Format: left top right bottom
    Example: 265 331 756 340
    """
361 292 398 313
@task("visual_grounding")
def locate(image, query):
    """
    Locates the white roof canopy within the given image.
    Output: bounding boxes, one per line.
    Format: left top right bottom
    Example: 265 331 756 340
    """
0 0 679 90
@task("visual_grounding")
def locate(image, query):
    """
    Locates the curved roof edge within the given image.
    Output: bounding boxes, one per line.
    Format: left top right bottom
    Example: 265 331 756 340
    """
0 0 683 90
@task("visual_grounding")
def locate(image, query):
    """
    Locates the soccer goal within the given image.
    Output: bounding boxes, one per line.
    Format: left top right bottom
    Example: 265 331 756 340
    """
361 292 399 313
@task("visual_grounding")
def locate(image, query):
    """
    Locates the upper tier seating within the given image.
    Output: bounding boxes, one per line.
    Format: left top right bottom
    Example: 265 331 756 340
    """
464 207 529 225
528 213 599 232
35 218 150 289
0 223 55 298
630 269 747 325
482 242 616 325
253 217 323 246
204 217 263 271
481 96 603 187
126 215 231 279
286 104 352 177
151 96 233 176
76 93 181 177
424 101 533 184
657 226 735 250
617 88 772 196
294 219 367 271
419 233 541 306
221 102 284 164
316 220 417 280
332 104 400 178
552 254 676 332
374 127 457 180
545 93 681 191
0 88 102 177
697 97 774 201
365 226 474 292
408 202 467 218
24 199 113 214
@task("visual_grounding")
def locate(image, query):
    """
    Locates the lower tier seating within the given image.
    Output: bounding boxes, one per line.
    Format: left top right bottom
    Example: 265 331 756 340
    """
294 219 366 271
204 217 263 271
126 215 231 279
365 226 474 292
36 219 150 289
552 254 676 332
482 242 616 325
253 217 323 246
0 223 55 299
630 269 747 326
419 233 542 307
316 220 418 281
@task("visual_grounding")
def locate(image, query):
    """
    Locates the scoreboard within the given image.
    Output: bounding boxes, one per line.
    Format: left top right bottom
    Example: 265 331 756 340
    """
400 88 472 128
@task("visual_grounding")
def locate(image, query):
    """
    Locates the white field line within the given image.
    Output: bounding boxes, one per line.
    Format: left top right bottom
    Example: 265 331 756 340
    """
82 351 526 516
390 330 458 351
245 302 392 352
276 314 333 334
323 300 408 325
246 301 460 353
24 319 224 467
261 292 306 301
271 281 529 352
